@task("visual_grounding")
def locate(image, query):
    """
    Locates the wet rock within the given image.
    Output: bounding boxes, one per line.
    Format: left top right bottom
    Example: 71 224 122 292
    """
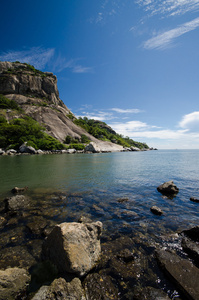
133 286 170 300
0 246 36 270
190 197 199 203
11 186 28 193
83 273 118 300
182 225 199 242
117 198 129 203
5 195 31 214
0 216 6 228
157 181 179 197
156 249 199 300
42 221 102 276
32 277 86 300
0 267 30 300
78 215 92 223
150 206 163 216
26 216 48 236
117 248 134 263
181 237 199 265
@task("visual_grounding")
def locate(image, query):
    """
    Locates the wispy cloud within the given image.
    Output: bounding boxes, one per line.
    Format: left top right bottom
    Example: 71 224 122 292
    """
77 111 115 121
144 17 199 49
52 55 93 73
136 0 199 17
0 47 55 69
111 108 143 113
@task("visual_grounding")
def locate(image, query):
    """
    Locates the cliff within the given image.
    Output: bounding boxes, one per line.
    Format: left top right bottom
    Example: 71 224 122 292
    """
0 61 123 152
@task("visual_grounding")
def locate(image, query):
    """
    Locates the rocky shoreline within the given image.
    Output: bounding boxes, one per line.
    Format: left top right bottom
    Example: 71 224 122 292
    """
0 141 157 156
0 182 198 299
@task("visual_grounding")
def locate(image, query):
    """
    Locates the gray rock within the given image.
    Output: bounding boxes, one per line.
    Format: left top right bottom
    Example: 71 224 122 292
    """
150 206 163 215
6 149 17 155
5 195 31 213
66 148 76 154
11 186 28 193
0 149 5 155
19 142 36 154
0 267 30 300
156 249 199 300
42 221 102 276
85 142 101 153
32 277 86 300
133 286 170 300
157 181 179 196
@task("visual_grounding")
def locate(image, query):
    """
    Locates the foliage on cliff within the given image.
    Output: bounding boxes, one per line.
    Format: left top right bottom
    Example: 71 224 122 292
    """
74 117 149 149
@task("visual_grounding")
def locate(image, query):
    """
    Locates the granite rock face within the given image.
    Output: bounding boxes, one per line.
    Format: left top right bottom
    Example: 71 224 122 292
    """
42 221 102 277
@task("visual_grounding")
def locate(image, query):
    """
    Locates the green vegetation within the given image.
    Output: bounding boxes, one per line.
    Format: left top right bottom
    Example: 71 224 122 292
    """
2 62 47 77
0 115 65 150
0 94 23 111
74 117 149 149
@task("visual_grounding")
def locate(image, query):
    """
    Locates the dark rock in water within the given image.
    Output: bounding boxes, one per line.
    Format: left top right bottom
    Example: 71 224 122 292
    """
83 273 118 300
182 225 199 242
117 248 134 263
0 246 36 270
42 221 102 277
190 197 199 203
117 197 129 203
181 237 199 266
26 216 48 236
157 181 179 197
32 277 86 300
0 216 7 228
4 195 31 213
0 267 30 300
156 249 199 300
11 186 28 194
133 286 170 300
150 206 163 216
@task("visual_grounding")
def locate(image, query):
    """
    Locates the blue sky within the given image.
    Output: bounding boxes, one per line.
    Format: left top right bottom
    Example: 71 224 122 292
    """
0 0 199 149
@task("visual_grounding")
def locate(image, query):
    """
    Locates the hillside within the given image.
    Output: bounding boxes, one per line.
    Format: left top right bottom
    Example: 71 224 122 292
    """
0 61 149 152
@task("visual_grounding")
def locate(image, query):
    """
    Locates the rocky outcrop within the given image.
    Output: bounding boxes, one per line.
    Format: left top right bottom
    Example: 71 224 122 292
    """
0 267 30 300
0 61 125 151
42 221 102 276
150 206 163 215
157 181 179 197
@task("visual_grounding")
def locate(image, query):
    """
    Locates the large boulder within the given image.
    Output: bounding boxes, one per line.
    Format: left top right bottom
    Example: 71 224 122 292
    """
85 142 101 153
42 221 102 277
157 181 179 196
0 267 30 300
19 142 36 154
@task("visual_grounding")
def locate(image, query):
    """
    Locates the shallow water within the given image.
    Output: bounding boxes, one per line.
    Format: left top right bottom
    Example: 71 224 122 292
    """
0 150 199 298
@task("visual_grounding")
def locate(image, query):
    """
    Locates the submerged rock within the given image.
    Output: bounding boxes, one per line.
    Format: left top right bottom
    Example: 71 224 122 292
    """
156 249 199 300
4 195 31 213
133 286 170 300
181 237 199 266
42 221 102 276
0 267 30 300
157 181 179 197
182 225 199 242
150 206 163 216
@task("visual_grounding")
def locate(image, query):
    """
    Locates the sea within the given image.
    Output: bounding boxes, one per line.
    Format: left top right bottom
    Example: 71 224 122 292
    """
0 149 199 298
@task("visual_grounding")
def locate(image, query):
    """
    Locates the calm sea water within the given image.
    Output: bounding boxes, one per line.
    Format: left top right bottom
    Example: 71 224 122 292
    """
0 150 199 297
0 149 199 235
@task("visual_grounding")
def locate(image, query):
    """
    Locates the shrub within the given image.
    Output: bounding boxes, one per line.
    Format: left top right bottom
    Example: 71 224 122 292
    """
0 94 22 111
69 143 85 150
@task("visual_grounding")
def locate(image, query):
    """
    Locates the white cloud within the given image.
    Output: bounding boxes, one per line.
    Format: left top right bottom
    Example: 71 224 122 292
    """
136 0 199 17
0 47 55 69
179 111 199 132
77 111 115 121
111 108 143 113
144 17 199 49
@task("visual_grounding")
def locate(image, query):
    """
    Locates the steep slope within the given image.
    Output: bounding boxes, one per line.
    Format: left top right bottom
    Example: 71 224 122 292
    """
0 61 123 151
